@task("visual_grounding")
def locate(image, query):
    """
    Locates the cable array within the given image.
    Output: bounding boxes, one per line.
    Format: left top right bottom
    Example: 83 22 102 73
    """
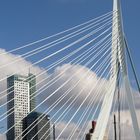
0 9 136 140
0 13 115 139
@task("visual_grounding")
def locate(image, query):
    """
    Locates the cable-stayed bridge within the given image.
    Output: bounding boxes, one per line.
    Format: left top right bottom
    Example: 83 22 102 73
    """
0 0 140 139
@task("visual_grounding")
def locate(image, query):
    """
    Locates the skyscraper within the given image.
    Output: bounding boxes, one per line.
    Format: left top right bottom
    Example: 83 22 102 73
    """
7 73 36 140
7 75 30 140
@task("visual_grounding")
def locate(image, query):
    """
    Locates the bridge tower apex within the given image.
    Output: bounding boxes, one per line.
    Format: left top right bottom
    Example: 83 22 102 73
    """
113 0 120 11
91 0 140 140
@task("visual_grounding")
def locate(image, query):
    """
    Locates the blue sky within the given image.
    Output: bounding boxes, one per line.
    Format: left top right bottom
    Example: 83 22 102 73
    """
0 0 140 81
0 0 140 138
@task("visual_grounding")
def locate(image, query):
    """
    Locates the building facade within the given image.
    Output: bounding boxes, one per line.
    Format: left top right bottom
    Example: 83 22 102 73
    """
22 112 50 140
7 75 30 140
7 73 36 140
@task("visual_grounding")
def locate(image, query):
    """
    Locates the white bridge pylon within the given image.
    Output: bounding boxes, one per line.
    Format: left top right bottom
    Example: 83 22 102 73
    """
91 0 140 140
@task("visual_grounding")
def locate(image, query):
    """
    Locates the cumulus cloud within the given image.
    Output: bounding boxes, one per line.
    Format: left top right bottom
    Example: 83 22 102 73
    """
112 84 140 111
34 61 140 140
1 48 139 112
55 121 80 139
108 109 140 140
37 63 110 111
0 48 47 105
54 109 140 140
55 120 91 140
0 48 140 140
44 66 140 140
38 63 140 111
0 49 45 78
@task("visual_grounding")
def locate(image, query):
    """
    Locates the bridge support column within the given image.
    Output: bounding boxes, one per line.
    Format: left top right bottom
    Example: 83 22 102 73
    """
91 0 140 140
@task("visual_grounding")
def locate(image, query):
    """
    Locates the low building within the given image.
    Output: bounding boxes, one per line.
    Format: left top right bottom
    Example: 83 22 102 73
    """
22 112 50 140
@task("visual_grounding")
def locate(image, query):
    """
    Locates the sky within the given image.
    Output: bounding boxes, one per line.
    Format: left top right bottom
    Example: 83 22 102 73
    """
0 0 140 139
0 0 139 82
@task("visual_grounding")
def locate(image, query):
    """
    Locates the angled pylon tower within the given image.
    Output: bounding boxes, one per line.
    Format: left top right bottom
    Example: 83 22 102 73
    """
91 0 140 140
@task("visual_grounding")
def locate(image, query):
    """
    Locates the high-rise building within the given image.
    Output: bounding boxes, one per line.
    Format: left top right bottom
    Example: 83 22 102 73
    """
7 75 30 140
7 73 36 140
22 112 50 140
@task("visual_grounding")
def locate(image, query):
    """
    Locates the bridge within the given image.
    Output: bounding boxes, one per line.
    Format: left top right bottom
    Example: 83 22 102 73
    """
0 0 139 139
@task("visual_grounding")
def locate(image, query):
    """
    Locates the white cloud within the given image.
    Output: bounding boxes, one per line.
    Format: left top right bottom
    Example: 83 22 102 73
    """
113 85 140 111
38 63 140 114
0 48 47 105
108 109 140 140
0 49 44 78
55 120 91 140
0 48 140 140
38 63 109 108
54 110 140 140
